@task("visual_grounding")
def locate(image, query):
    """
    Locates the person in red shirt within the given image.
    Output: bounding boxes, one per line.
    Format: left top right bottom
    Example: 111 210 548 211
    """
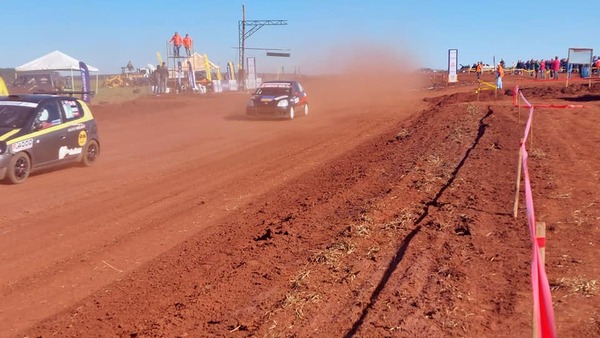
169 32 183 57
551 56 560 80
183 34 193 57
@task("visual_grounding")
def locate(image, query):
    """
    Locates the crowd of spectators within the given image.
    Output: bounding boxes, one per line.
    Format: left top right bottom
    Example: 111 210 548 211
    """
513 56 600 79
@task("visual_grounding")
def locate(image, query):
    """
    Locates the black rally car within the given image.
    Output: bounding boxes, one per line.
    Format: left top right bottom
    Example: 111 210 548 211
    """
246 80 309 120
0 94 100 184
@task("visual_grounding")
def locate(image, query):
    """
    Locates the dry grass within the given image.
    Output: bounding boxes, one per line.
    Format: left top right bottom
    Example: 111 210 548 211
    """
465 104 480 116
309 239 356 266
290 270 310 290
395 129 410 140
551 277 598 296
382 209 416 231
449 127 468 144
529 148 547 159
92 86 146 105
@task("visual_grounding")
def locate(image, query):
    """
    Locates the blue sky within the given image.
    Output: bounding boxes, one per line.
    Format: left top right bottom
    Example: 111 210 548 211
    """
1 0 598 74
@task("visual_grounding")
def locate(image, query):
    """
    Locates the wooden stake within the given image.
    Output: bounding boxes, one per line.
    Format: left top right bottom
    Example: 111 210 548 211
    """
536 222 546 263
518 91 521 123
530 115 534 149
533 221 546 338
513 139 524 218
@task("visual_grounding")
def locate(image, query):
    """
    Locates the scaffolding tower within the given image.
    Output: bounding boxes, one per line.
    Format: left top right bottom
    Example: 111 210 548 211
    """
165 40 197 92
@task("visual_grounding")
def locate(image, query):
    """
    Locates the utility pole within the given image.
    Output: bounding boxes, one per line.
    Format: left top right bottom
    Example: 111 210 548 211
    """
238 5 287 88
240 4 246 86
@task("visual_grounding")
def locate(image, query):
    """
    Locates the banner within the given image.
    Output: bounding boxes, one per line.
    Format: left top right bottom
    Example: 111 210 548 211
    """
79 61 91 103
247 57 257 90
203 54 212 82
187 60 196 91
567 48 592 65
227 61 235 80
448 49 458 83
0 76 8 95
177 61 183 93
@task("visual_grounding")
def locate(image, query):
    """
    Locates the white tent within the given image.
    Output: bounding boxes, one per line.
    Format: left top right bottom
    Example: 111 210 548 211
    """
16 50 99 94
16 50 99 72
192 52 219 72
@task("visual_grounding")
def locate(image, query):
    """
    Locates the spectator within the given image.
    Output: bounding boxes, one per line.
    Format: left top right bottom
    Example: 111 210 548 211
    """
496 63 504 89
152 64 162 95
551 56 560 80
169 32 183 57
183 34 193 57
160 62 169 94
540 59 546 79
127 61 134 72
476 62 482 80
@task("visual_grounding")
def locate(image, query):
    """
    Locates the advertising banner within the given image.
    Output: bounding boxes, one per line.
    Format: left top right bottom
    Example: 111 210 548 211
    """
187 60 196 91
0 76 8 95
247 57 257 90
448 49 458 83
79 61 91 103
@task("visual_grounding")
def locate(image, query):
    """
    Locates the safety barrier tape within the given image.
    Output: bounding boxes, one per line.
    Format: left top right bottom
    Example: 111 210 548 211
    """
475 80 497 93
514 85 556 338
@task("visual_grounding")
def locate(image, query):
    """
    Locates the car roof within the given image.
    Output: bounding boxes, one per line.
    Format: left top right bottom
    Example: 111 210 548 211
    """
0 94 78 104
261 80 296 85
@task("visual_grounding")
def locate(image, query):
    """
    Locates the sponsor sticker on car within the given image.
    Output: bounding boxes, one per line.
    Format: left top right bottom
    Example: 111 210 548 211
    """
12 138 33 152
78 130 87 146
58 146 82 159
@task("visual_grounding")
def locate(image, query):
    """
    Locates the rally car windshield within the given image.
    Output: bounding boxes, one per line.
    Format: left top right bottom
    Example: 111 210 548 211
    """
0 105 33 128
255 86 291 96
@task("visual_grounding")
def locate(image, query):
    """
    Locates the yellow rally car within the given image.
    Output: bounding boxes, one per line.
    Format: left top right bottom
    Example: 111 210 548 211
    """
0 94 100 184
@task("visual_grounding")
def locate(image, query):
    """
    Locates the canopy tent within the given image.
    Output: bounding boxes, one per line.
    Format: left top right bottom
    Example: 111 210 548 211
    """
16 50 99 72
192 52 219 72
16 50 99 94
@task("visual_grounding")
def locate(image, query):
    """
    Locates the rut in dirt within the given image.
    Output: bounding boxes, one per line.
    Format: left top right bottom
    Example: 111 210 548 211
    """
345 107 494 337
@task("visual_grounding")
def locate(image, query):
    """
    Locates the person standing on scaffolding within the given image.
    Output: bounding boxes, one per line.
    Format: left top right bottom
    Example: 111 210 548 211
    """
169 32 183 57
183 34 193 57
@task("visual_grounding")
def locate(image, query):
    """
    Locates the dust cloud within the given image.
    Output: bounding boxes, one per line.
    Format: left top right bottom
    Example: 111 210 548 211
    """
298 42 428 114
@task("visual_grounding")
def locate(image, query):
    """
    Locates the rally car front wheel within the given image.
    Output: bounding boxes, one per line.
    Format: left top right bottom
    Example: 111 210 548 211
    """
288 106 295 120
6 152 31 184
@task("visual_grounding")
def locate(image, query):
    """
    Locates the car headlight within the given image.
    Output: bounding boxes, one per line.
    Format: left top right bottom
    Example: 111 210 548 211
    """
247 99 254 107
277 100 289 107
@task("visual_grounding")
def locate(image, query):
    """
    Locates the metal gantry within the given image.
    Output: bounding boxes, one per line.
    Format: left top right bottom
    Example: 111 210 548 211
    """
237 5 287 87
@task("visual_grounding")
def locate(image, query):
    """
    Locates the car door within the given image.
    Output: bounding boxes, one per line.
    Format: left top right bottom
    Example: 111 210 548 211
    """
59 99 89 157
293 82 307 108
30 99 69 167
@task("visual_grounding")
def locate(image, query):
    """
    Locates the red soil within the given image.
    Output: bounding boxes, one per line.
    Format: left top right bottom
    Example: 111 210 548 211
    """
1 71 599 337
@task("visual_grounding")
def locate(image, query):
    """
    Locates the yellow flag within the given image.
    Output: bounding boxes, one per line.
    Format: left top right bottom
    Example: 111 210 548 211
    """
0 76 8 95
203 54 212 82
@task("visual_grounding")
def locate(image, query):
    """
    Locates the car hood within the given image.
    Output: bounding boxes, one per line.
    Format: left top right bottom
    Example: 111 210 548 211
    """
253 95 289 102
0 127 20 141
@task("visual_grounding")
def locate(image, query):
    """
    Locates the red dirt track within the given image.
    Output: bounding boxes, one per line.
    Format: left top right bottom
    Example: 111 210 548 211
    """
1 72 599 337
